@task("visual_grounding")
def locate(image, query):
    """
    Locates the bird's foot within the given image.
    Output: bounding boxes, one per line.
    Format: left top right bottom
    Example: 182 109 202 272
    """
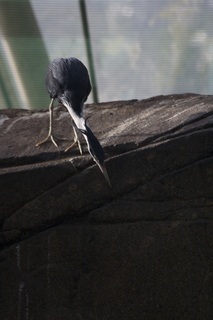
36 134 67 148
65 137 83 154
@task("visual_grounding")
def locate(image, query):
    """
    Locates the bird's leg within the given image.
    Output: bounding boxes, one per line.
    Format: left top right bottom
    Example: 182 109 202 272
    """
65 125 83 154
36 98 61 148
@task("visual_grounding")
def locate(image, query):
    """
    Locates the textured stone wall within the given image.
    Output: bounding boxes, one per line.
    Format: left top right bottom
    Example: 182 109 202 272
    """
1 94 213 319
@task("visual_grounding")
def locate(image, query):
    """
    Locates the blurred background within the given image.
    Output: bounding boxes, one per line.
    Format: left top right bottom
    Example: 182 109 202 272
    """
1 0 213 109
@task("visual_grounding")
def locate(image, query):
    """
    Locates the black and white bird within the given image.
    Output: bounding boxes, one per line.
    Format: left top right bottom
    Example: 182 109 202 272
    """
36 57 111 187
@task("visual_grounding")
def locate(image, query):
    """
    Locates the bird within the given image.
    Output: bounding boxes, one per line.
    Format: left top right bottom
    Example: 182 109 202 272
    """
36 57 111 187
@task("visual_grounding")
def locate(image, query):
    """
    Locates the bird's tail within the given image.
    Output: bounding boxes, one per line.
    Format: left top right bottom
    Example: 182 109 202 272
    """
63 101 111 186
79 125 112 188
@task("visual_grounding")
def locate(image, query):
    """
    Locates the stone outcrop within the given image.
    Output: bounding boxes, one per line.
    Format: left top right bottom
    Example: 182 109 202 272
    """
0 93 213 319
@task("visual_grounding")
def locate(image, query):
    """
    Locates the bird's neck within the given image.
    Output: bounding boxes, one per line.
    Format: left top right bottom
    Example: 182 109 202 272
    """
62 100 85 130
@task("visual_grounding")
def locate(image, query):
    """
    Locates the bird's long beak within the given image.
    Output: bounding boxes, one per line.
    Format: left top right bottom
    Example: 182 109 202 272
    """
97 162 112 188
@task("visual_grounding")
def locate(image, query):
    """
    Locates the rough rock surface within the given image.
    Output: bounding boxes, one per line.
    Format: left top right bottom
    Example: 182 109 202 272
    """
0 93 213 320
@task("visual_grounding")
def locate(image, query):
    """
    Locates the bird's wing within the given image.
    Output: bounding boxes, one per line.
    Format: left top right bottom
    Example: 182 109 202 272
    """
45 61 63 99
51 58 91 95
46 57 91 105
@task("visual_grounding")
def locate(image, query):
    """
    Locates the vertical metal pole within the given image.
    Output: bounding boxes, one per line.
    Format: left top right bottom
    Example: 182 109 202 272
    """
79 0 99 103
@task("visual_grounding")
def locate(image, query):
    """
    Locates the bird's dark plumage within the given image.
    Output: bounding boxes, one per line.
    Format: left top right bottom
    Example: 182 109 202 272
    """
79 123 105 164
39 57 110 186
46 57 91 115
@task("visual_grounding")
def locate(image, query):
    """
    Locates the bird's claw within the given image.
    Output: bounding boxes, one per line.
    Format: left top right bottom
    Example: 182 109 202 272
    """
36 134 67 148
65 137 83 154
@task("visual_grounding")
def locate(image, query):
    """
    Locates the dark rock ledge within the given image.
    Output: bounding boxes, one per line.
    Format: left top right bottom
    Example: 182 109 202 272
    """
0 93 213 320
